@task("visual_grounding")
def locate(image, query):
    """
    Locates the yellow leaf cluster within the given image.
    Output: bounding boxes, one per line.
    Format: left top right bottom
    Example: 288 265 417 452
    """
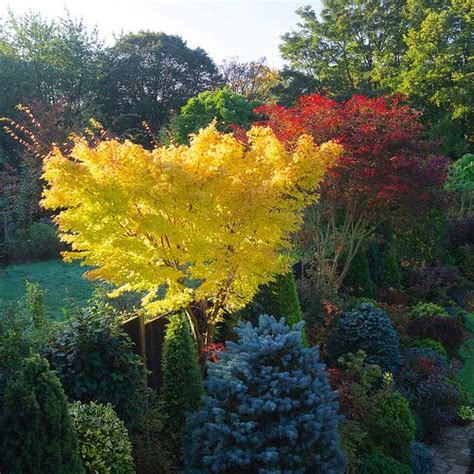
42 123 341 318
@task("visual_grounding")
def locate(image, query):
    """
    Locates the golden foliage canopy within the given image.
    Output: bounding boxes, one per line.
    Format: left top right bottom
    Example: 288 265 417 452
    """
42 124 341 319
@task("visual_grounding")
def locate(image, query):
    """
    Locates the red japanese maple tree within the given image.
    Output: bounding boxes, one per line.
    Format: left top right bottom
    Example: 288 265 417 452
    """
256 94 448 293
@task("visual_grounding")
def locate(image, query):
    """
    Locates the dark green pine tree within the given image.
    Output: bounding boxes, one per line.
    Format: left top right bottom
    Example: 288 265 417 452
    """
0 355 83 473
160 313 203 460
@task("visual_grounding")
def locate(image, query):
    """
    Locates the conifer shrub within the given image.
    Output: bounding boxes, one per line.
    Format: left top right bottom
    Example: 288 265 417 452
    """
239 272 303 327
70 401 135 473
0 284 49 397
356 450 411 474
364 390 416 463
410 441 434 474
160 313 203 459
329 303 402 372
0 355 83 473
184 315 346 473
343 250 374 297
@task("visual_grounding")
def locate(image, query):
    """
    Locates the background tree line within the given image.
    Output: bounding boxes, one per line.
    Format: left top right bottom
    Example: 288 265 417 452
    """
0 0 472 261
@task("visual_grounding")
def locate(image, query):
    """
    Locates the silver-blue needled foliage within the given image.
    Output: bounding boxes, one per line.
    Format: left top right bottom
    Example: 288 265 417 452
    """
184 314 346 473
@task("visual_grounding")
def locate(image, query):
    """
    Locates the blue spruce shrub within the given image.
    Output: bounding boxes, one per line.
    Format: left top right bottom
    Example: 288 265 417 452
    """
184 315 346 473
329 303 402 372
410 441 434 474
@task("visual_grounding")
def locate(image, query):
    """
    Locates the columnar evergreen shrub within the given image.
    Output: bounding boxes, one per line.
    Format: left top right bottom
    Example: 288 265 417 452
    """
70 401 135 473
356 450 411 474
343 250 374 297
240 272 303 327
0 355 83 473
410 441 434 474
0 285 48 399
364 390 416 463
184 315 346 473
160 313 202 458
329 303 402 372
379 243 402 290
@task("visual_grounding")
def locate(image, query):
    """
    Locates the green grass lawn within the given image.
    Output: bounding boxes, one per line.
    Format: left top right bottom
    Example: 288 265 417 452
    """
0 259 94 320
457 312 474 402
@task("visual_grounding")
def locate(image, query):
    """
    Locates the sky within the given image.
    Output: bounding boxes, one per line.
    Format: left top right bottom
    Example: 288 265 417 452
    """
1 0 322 68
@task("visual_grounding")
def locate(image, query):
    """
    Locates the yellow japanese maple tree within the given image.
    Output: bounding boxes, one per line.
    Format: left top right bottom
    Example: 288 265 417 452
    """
42 123 341 351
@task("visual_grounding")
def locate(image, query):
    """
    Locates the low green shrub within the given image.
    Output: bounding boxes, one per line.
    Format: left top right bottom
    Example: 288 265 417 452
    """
356 450 411 474
0 355 83 473
70 401 134 473
411 338 447 357
410 302 448 319
5 222 61 263
364 390 416 463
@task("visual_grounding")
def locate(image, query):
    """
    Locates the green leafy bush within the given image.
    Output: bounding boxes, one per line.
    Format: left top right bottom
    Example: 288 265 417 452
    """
70 401 134 473
356 450 411 474
410 302 448 319
411 338 447 357
364 390 416 463
0 355 83 473
160 313 202 459
329 303 402 372
5 222 61 263
45 297 144 417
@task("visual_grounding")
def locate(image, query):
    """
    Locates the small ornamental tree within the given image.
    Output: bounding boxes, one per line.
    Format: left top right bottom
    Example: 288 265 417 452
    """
257 95 448 294
183 315 346 473
0 355 83 473
160 313 203 458
42 123 341 353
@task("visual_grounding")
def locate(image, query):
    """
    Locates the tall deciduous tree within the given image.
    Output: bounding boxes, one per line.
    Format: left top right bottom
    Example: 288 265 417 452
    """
280 0 406 98
173 88 259 144
396 0 473 156
41 123 340 353
220 57 282 102
98 32 222 141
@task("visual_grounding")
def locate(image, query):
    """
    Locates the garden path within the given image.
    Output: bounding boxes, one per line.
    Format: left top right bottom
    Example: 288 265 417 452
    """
432 422 472 474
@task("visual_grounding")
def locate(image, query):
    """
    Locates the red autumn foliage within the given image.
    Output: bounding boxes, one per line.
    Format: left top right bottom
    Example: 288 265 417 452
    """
255 94 448 225
202 342 226 363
